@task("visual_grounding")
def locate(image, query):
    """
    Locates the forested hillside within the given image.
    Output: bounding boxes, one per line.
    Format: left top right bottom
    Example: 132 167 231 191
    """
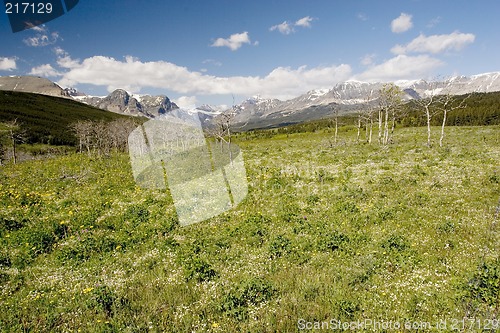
403 91 500 127
0 91 130 145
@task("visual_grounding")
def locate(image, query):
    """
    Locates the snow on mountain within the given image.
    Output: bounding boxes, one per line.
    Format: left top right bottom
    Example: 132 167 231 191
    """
76 89 178 117
2 72 498 129
227 71 500 130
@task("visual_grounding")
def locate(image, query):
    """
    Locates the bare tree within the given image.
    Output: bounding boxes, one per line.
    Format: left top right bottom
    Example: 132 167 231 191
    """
413 80 445 147
378 83 404 145
71 118 138 156
207 104 237 165
70 120 94 154
363 90 377 144
4 119 26 164
93 121 111 155
355 107 362 143
107 118 137 152
332 105 339 145
438 86 471 147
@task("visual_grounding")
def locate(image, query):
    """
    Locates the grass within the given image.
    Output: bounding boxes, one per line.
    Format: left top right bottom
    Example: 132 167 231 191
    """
0 125 499 332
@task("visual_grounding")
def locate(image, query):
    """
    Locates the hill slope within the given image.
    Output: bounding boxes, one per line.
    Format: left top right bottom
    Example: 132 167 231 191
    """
0 76 71 98
0 90 131 145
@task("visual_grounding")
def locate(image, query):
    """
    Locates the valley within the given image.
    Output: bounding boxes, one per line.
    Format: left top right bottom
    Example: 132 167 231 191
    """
0 124 499 331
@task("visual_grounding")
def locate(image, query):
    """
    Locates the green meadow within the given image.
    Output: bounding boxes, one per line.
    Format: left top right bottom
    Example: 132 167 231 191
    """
0 125 499 332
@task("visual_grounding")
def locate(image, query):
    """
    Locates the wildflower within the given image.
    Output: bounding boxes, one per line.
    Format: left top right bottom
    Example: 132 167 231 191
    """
83 287 94 294
212 322 219 328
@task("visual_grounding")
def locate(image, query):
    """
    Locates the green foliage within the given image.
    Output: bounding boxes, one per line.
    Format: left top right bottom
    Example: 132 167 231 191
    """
86 285 118 317
381 234 409 252
57 230 119 263
317 231 349 252
465 258 500 307
123 204 150 225
268 234 292 258
402 92 500 127
218 278 276 320
230 213 269 245
182 257 217 282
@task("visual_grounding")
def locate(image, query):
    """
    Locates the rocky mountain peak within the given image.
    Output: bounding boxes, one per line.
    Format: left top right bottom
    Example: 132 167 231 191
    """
74 89 178 117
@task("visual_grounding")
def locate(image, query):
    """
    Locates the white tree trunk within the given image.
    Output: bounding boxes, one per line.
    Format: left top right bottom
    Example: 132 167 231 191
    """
378 109 383 144
426 106 432 147
439 110 447 147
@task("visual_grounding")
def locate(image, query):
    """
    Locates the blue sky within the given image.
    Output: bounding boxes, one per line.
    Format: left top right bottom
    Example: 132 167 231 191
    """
1 0 499 107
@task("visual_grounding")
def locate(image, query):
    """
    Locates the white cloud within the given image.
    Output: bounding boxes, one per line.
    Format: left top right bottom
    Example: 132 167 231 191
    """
391 13 413 33
391 31 476 55
175 96 198 109
211 31 252 51
355 55 443 82
270 21 294 35
270 16 315 35
0 57 17 71
361 54 376 66
56 54 352 100
29 64 60 77
23 25 61 47
295 16 313 28
54 47 66 56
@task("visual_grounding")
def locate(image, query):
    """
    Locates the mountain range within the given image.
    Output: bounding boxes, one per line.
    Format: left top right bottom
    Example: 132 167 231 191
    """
1 72 499 129
73 90 179 118
0 76 180 118
230 72 500 129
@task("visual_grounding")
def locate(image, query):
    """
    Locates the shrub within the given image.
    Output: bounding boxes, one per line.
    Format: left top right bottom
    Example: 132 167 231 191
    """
381 234 409 252
0 216 27 232
183 257 217 282
335 201 359 214
218 278 276 320
0 251 11 267
86 285 117 317
317 231 349 252
306 194 320 205
465 258 500 307
123 204 150 225
269 235 291 258
231 214 269 245
57 231 118 263
337 299 360 320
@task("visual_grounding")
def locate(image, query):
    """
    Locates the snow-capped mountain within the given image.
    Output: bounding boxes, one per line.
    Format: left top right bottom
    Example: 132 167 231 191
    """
2 72 499 128
227 72 500 129
77 89 179 117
